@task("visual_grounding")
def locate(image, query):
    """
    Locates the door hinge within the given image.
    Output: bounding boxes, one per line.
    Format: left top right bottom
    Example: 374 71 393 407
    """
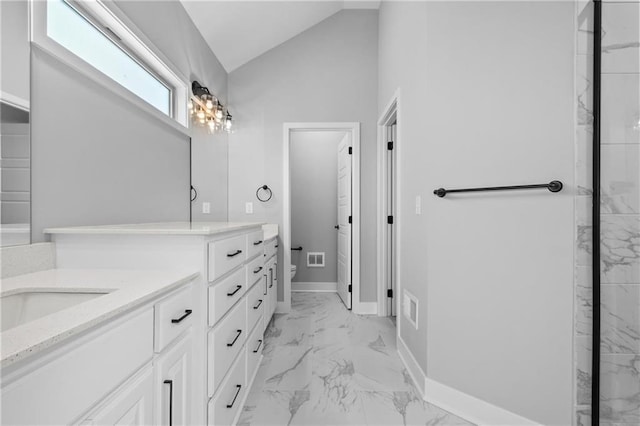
387 141 394 150
348 147 352 155
387 215 394 225
387 289 393 298
348 216 352 224
348 284 352 292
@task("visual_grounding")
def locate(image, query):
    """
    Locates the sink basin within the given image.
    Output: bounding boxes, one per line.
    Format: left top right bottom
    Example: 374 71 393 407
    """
1 291 109 332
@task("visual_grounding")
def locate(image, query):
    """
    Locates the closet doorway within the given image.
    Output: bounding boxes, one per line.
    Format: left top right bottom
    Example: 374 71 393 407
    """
282 123 361 312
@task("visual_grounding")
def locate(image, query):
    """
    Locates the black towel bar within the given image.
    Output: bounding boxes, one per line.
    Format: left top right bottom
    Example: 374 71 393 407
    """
433 180 563 198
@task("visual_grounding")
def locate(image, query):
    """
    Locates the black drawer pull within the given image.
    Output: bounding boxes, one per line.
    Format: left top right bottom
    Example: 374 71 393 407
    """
227 329 242 347
226 384 242 408
227 249 242 258
253 299 263 309
253 240 263 246
253 339 263 353
275 245 279 248
164 380 173 426
269 280 274 288
171 309 193 323
253 266 263 274
227 285 242 297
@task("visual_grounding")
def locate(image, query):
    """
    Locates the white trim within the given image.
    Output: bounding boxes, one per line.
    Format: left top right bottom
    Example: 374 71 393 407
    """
0 92 30 111
424 379 541 426
283 122 361 315
356 302 378 315
397 336 540 426
30 0 189 134
377 90 401 318
291 282 337 292
397 335 426 397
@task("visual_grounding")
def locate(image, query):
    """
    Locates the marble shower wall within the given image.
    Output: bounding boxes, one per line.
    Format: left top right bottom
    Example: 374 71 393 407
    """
574 2 640 425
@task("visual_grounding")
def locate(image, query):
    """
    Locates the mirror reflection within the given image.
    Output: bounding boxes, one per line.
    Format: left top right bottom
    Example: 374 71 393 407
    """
1 0 31 247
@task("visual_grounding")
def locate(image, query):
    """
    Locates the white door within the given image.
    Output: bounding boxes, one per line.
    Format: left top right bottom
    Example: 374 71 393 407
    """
337 134 352 309
154 332 192 426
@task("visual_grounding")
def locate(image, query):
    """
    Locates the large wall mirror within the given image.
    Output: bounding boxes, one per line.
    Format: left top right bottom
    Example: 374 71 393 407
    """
1 0 31 247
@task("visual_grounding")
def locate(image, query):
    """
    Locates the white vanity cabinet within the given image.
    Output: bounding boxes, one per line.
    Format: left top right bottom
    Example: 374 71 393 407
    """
1 280 195 426
46 222 274 426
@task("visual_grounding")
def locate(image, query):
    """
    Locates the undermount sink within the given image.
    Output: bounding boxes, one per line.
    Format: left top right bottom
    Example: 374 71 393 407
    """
1 290 110 332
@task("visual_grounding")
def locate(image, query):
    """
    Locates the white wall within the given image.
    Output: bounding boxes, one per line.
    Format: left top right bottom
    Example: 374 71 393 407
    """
30 0 229 240
291 131 346 284
0 0 29 103
227 10 378 301
114 1 229 222
378 2 575 425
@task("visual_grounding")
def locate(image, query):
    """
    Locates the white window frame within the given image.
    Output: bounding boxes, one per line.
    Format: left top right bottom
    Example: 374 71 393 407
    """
31 0 189 132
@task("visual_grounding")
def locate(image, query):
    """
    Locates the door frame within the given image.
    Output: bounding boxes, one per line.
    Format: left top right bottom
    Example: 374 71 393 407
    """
282 122 361 313
377 90 401 318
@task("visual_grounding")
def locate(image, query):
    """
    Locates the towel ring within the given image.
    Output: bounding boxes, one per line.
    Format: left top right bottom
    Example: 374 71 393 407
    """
256 185 272 202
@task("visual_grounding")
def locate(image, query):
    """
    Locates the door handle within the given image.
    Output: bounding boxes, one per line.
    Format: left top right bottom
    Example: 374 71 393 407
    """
171 309 193 323
226 385 242 408
164 380 173 426
253 339 263 353
334 225 339 229
227 329 242 347
227 285 242 297
227 249 243 257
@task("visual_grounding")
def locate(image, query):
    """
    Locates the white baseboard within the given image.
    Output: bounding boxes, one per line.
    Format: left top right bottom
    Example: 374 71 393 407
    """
291 281 337 292
397 335 426 396
354 301 378 315
397 336 540 426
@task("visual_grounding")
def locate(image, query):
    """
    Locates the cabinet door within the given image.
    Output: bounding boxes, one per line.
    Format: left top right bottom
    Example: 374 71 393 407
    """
154 331 193 426
79 365 154 426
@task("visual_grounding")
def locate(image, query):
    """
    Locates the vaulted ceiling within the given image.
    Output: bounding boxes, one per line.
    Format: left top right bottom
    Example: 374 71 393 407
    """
181 1 380 72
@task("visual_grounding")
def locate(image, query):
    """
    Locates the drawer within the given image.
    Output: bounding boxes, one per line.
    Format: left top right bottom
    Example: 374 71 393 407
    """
264 239 277 260
247 255 265 286
246 281 264 332
208 298 247 397
154 284 194 353
208 268 247 327
208 235 247 282
246 230 264 260
207 353 246 426
246 322 263 385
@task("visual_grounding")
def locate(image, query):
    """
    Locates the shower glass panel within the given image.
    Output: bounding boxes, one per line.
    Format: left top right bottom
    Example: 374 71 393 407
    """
598 1 640 424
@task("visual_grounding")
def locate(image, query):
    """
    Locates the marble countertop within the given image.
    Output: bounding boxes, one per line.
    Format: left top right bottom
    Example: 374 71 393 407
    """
44 222 265 236
263 224 279 241
0 268 198 368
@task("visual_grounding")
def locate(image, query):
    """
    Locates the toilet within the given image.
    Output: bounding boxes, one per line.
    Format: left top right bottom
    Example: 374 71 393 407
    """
290 265 297 279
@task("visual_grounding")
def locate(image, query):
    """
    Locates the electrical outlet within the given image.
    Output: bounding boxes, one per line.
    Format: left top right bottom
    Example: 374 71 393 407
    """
202 202 210 214
415 195 422 215
245 202 253 214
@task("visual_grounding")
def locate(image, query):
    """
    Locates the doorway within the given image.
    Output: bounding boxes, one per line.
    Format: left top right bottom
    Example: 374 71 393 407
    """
377 94 399 318
282 123 361 313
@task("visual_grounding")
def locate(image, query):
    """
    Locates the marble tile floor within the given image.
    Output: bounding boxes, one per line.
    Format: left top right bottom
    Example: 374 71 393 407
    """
239 292 473 426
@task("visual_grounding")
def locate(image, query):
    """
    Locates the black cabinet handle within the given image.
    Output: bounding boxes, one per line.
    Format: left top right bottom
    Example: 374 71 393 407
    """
253 299 263 309
275 245 279 248
164 380 173 426
253 240 263 246
253 266 263 274
227 249 242 258
227 329 242 347
171 309 193 323
253 339 263 353
226 384 242 408
227 285 242 297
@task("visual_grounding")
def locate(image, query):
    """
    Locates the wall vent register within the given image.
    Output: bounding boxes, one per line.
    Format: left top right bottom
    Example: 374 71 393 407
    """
306 252 325 267
403 290 418 329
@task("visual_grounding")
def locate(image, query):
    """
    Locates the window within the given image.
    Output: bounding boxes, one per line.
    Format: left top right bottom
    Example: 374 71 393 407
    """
47 0 171 116
33 0 189 128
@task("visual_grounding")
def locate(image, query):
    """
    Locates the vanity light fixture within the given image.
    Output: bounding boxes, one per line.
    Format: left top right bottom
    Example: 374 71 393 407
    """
190 80 233 133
